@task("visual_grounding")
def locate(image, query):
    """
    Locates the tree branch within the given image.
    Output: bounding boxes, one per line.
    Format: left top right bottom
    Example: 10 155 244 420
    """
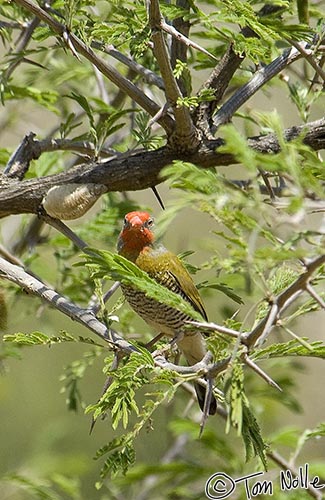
193 43 244 138
148 0 198 149
0 255 135 354
213 45 302 130
91 40 165 90
170 0 190 97
0 118 324 217
242 254 325 347
267 450 324 500
3 1 58 81
193 4 285 137
162 19 217 64
188 253 325 381
288 38 325 82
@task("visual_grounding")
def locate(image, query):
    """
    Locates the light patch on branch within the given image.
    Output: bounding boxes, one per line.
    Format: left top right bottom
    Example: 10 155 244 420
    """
42 183 107 220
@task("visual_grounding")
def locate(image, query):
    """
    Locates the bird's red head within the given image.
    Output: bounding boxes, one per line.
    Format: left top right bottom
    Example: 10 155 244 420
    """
117 211 155 258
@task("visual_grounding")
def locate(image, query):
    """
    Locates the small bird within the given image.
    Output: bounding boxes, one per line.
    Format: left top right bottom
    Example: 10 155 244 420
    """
117 211 216 415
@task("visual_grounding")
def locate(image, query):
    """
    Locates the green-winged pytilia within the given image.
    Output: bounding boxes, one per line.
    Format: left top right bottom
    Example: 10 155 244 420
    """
117 211 216 415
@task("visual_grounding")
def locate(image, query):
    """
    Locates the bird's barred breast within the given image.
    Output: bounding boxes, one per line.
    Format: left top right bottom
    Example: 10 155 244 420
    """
121 284 191 336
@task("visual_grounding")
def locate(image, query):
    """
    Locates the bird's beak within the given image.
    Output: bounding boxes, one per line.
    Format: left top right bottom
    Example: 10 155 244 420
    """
128 215 143 228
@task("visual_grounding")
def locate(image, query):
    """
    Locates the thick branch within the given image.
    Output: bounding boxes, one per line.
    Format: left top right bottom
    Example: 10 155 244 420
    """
193 43 244 137
0 118 324 217
170 0 190 97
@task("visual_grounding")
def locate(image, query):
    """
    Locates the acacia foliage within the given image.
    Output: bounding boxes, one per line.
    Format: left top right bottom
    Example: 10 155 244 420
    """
0 0 325 498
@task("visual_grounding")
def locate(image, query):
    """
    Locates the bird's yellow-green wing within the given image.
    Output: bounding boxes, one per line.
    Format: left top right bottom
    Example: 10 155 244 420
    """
167 253 208 321
136 248 207 320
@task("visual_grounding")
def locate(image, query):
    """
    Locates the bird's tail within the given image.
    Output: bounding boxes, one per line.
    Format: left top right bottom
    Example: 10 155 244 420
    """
177 332 217 415
194 381 217 415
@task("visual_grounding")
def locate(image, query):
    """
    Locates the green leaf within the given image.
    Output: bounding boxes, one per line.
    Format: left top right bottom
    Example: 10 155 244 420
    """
3 474 61 500
3 330 102 348
242 396 268 470
218 124 257 171
253 339 325 360
198 281 244 304
225 361 245 435
1 84 58 112
293 424 325 461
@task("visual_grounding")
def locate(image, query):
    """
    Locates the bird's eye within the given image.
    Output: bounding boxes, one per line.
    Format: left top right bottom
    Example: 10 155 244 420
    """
146 217 154 228
123 216 129 227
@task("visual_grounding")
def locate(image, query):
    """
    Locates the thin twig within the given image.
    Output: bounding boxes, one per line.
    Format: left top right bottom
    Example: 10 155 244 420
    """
91 41 165 90
40 214 89 250
305 283 325 310
267 450 324 500
0 244 26 267
243 354 282 391
243 254 325 347
187 320 240 338
89 281 121 315
11 216 45 255
4 1 57 80
89 350 124 434
287 38 325 82
161 20 218 62
255 302 279 347
280 324 315 351
135 434 189 500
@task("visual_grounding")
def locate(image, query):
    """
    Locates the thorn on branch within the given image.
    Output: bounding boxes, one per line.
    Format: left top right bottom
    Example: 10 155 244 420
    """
305 282 325 310
62 27 81 61
243 354 282 391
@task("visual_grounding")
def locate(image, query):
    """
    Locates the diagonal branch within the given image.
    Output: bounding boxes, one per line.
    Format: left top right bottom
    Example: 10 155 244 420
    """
0 255 135 354
162 19 217 64
4 0 57 80
91 41 165 90
193 43 245 138
267 451 324 500
170 0 191 97
12 0 174 134
213 45 302 130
